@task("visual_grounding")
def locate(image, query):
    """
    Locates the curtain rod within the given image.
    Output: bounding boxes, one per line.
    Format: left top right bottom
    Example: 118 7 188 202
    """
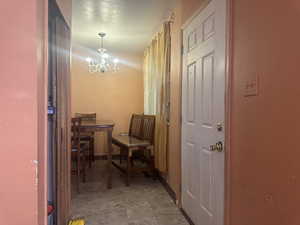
167 12 175 24
144 12 175 51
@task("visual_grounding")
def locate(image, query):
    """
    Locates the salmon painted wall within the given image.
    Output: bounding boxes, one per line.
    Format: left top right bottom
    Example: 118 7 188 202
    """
229 0 300 224
168 0 208 201
170 1 300 224
37 0 48 224
71 46 144 154
181 0 209 23
0 0 48 224
0 0 71 224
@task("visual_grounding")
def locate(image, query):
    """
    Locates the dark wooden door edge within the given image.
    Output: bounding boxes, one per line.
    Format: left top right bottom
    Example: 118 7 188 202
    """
157 172 177 204
180 208 196 225
157 173 195 225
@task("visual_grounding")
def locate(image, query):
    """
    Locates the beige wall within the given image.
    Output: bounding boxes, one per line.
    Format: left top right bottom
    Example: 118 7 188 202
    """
71 46 144 154
56 0 72 26
182 0 208 23
229 0 300 224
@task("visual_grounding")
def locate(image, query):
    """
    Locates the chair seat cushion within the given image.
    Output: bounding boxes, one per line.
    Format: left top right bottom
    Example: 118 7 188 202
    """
112 135 150 148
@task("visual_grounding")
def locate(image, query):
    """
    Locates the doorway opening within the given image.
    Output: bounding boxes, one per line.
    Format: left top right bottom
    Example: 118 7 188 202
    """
47 0 230 225
48 0 187 225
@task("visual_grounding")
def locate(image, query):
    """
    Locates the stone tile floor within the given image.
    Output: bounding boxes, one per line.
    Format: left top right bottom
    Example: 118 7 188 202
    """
71 160 189 225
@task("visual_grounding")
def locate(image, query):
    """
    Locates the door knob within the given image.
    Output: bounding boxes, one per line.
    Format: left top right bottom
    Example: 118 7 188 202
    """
210 144 217 152
216 141 223 152
210 142 224 152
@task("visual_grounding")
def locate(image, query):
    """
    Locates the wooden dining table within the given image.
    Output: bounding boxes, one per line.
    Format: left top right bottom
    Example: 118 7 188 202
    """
80 120 115 189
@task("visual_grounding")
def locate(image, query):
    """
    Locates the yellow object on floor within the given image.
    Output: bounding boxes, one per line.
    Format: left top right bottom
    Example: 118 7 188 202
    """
68 219 85 225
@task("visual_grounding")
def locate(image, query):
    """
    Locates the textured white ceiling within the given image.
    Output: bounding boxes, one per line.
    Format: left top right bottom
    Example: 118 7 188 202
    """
72 0 177 54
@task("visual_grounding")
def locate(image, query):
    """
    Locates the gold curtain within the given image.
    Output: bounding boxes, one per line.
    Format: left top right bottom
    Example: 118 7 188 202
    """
143 22 171 172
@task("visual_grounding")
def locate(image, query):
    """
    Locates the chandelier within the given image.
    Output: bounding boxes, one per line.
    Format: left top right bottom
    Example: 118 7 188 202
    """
86 33 119 73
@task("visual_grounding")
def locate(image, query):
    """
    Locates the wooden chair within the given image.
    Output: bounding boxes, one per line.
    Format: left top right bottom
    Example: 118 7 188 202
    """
129 114 144 139
112 114 156 186
75 113 97 121
71 118 88 193
119 114 144 164
75 113 96 167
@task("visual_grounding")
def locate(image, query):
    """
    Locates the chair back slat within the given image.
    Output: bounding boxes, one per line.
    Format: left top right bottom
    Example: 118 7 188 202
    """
129 114 144 139
75 112 96 121
142 115 156 144
127 114 155 144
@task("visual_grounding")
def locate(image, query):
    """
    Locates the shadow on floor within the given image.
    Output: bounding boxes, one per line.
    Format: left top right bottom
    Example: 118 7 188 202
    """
71 160 189 225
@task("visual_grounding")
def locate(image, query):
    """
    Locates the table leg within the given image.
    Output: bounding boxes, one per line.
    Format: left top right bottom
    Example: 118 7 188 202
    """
107 128 113 189
91 136 95 162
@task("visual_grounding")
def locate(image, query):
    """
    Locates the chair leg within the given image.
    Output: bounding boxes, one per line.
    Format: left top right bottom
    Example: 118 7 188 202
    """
88 140 92 168
126 150 131 186
77 176 80 193
77 154 80 193
82 152 86 183
130 157 134 167
120 147 125 164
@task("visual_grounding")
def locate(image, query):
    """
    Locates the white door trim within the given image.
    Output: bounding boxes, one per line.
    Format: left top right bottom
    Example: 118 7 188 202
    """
180 0 232 224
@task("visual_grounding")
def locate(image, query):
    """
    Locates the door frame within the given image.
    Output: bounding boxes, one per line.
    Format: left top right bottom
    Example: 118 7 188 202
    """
48 0 72 224
180 0 233 224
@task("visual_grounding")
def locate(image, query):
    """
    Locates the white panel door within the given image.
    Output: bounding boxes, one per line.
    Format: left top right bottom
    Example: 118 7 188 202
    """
181 0 226 225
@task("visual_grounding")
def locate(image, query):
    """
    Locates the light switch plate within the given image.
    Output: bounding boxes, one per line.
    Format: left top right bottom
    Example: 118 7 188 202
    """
244 74 259 97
